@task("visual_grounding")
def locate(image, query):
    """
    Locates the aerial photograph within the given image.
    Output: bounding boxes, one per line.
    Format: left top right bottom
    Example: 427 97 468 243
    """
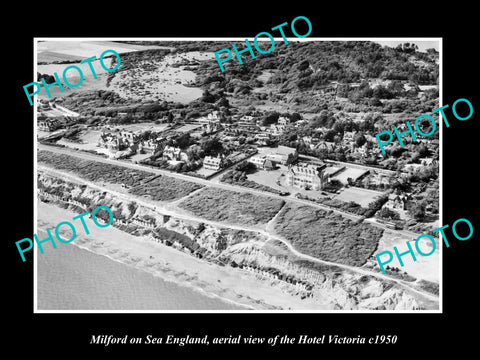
34 38 440 311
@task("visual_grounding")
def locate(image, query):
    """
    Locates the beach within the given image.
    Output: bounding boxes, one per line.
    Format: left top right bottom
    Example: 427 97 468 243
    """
37 241 243 310
36 201 330 311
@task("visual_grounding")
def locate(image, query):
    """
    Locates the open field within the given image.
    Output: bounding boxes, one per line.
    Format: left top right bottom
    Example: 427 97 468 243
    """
130 176 204 202
246 168 285 192
106 123 171 133
178 187 285 226
333 187 385 207
38 150 202 201
38 150 152 184
56 129 102 152
273 203 384 267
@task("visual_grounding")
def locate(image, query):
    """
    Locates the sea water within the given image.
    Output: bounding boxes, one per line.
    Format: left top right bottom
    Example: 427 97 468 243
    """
37 243 244 310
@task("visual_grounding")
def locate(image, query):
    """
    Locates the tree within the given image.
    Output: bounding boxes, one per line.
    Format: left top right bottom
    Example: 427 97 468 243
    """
286 153 297 166
262 112 280 126
175 133 192 148
396 42 418 53
127 202 137 217
201 138 223 156
140 130 152 141
373 85 393 99
408 201 426 221
377 207 400 220
415 144 430 158
235 161 256 173
217 97 230 108
289 112 302 122
186 144 202 161
354 133 366 147
298 60 310 71
324 129 336 142
201 89 216 103
37 72 56 84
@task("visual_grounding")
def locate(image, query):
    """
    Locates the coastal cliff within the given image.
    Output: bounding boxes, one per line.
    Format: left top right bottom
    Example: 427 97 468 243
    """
37 171 438 310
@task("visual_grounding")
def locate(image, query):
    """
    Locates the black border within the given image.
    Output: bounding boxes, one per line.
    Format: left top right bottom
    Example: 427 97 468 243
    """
6 5 478 355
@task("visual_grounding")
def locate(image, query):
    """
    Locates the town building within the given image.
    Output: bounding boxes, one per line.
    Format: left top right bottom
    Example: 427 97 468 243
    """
162 145 187 162
38 119 61 132
386 192 413 211
236 115 259 135
343 131 356 144
203 154 224 171
286 162 328 190
119 130 140 145
355 143 370 157
302 136 320 149
201 121 222 134
266 146 298 165
97 133 128 151
249 155 266 167
277 116 291 127
249 155 277 170
138 138 165 154
208 111 221 122
263 159 276 170
254 133 272 146
315 141 336 153
268 123 287 136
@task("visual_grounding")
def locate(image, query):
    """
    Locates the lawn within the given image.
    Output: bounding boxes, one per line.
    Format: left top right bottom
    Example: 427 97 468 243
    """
334 187 385 207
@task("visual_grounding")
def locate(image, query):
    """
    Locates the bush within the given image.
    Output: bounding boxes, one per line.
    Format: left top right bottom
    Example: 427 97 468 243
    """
234 161 256 174
376 207 400 220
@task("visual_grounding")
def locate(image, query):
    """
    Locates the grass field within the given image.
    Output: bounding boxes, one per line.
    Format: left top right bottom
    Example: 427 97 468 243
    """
334 187 384 207
130 176 203 202
38 150 203 201
273 203 384 266
178 187 285 226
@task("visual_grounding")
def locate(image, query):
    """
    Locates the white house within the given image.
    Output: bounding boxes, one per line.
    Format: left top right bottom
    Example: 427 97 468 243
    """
203 154 224 170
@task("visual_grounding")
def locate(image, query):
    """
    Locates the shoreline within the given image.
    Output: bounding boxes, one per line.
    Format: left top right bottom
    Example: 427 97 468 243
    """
71 241 254 311
36 201 330 311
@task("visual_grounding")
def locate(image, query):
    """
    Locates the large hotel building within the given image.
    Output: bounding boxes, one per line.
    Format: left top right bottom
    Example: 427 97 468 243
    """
286 162 328 190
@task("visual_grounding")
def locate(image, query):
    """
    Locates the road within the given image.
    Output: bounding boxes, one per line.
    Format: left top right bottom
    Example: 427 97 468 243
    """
68 145 425 238
38 163 438 303
37 143 424 238
38 144 366 223
264 236 439 303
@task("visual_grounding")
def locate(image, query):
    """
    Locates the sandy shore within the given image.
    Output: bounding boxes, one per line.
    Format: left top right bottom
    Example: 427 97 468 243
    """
108 51 213 104
36 201 331 310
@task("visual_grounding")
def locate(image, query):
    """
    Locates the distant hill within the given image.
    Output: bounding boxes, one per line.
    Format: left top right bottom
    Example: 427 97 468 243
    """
194 40 439 89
